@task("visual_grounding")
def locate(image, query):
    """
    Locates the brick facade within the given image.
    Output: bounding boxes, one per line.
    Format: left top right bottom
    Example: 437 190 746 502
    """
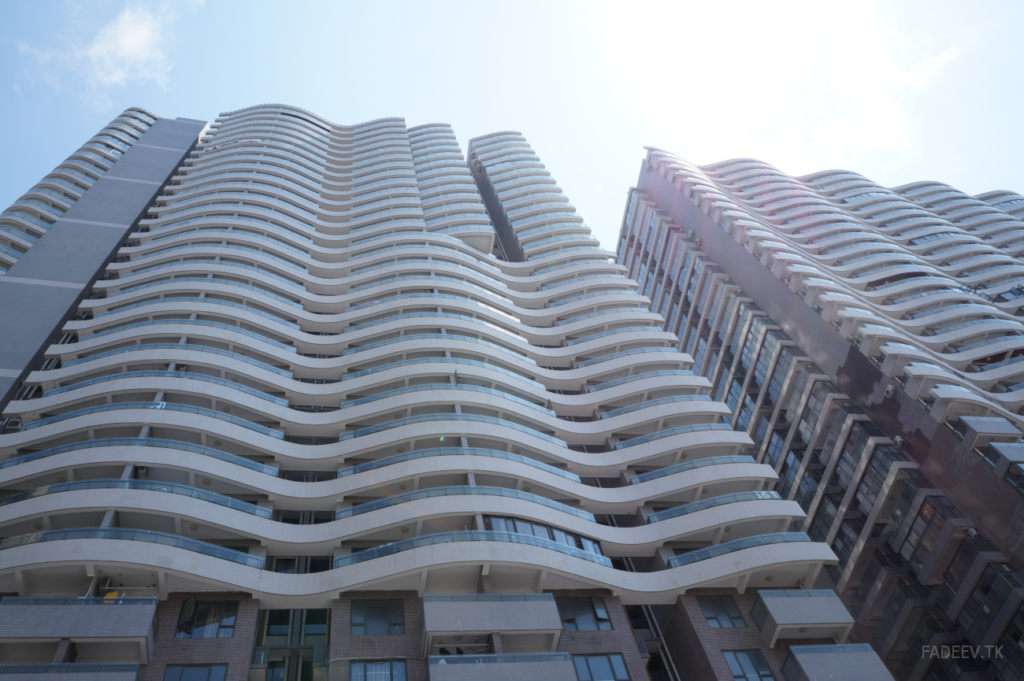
328 590 426 681
548 589 648 681
664 589 834 681
141 591 260 681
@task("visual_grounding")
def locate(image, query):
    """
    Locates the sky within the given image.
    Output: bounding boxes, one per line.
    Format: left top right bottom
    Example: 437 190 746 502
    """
1 0 1022 251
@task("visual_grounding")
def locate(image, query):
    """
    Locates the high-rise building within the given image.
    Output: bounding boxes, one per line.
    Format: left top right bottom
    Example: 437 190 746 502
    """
622 148 1024 680
0 104 880 681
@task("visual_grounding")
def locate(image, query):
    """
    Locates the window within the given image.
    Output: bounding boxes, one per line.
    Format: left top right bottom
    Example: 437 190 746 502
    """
266 610 290 636
350 660 406 681
698 595 746 628
573 655 626 679
723 651 775 681
557 596 613 631
163 666 228 681
351 599 404 635
174 599 238 639
574 654 630 680
304 609 329 636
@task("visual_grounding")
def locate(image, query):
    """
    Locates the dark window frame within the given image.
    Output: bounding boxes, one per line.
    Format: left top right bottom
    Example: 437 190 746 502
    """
573 653 630 680
174 600 239 639
698 595 747 628
351 599 405 636
162 665 229 681
557 596 613 631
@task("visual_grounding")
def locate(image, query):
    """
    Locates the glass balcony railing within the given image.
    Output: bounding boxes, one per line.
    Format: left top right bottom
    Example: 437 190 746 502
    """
428 653 570 665
0 527 264 569
422 593 554 602
85 318 297 352
334 530 611 569
339 413 565 447
344 311 518 339
1 596 156 605
601 395 712 419
587 370 695 393
648 491 782 523
629 455 756 485
0 478 271 518
0 437 278 475
613 423 734 450
339 383 552 416
342 333 528 363
129 243 306 272
115 277 302 308
555 307 651 327
64 343 292 377
338 446 579 482
96 296 300 328
667 532 812 568
21 401 284 440
0 663 140 675
45 370 288 406
336 485 592 521
341 357 542 390
566 326 660 346
577 347 679 368
130 258 305 289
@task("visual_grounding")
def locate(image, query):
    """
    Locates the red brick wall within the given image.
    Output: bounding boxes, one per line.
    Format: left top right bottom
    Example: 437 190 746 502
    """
141 592 260 681
548 589 648 681
328 591 425 681
664 589 833 681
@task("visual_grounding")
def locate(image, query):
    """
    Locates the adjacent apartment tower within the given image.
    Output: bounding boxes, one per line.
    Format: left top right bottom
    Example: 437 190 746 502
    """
0 104 910 681
622 149 1024 681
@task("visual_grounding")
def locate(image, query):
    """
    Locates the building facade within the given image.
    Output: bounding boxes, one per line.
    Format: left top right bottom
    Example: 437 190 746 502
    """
621 149 1024 680
0 104 884 681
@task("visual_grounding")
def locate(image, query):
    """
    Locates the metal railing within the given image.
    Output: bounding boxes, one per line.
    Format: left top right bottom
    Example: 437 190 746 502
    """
423 593 553 602
335 486 592 521
588 370 695 392
20 401 284 440
339 383 553 416
613 423 733 449
334 530 611 569
251 646 269 665
64 343 292 377
601 395 712 419
338 447 580 482
0 478 271 518
339 413 565 447
647 491 782 523
428 653 570 665
44 370 288 406
0 527 264 569
0 663 140 675
628 455 757 485
1 596 157 605
667 532 812 568
0 437 278 475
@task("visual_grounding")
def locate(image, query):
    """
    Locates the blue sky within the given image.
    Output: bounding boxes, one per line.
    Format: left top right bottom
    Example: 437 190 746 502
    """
2 0 1022 249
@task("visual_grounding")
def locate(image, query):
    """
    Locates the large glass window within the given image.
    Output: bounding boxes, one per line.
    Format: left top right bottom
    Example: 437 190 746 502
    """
163 666 228 681
557 596 612 631
697 595 746 628
266 610 290 637
573 654 630 680
723 650 775 680
351 660 406 681
175 599 238 639
351 599 404 635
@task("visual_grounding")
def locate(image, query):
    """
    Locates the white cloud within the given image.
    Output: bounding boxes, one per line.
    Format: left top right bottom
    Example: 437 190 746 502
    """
14 2 195 109
597 0 961 178
85 5 171 89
